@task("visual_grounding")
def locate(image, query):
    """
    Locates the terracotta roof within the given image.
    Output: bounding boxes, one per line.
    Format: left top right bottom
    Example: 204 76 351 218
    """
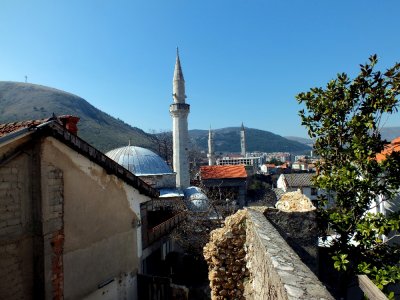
0 118 50 137
200 165 247 180
376 137 400 162
0 115 79 137
282 173 314 187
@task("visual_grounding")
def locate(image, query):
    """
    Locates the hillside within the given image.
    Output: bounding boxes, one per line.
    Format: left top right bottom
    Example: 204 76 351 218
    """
190 128 311 153
0 81 314 154
285 127 400 148
284 136 313 147
0 81 155 152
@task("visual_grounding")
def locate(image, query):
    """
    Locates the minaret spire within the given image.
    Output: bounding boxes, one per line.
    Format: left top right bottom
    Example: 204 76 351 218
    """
173 48 185 104
207 125 216 166
170 49 190 188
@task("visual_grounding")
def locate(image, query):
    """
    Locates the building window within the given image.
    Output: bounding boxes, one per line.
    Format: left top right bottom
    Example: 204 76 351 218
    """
311 187 317 196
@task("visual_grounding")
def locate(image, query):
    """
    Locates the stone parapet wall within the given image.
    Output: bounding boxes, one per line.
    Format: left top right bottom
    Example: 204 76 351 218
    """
263 208 318 275
204 207 333 300
245 208 333 300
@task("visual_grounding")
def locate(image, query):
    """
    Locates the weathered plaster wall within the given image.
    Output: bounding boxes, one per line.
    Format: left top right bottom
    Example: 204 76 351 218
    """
41 137 151 300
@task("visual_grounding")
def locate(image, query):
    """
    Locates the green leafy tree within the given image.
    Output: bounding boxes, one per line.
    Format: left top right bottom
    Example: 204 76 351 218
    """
297 55 400 297
266 157 284 166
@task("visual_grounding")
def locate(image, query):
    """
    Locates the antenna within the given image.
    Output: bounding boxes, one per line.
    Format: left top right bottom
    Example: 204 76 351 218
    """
25 76 27 83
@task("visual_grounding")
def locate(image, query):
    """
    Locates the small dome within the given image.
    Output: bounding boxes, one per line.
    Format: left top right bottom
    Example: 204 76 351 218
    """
184 186 209 212
106 146 173 175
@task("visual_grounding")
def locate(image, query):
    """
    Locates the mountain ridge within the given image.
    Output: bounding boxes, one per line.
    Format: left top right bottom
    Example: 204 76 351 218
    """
0 81 155 152
0 81 313 154
189 127 311 153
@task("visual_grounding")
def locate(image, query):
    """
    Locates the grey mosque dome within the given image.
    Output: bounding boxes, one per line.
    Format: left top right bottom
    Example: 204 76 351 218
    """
106 145 173 175
183 186 209 213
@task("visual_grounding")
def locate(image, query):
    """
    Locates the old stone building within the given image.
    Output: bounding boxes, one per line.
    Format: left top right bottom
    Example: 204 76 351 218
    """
200 165 248 208
0 116 158 299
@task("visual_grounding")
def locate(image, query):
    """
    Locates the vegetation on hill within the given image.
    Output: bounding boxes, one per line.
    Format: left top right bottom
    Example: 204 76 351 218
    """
0 81 155 152
284 136 314 146
1 81 310 154
284 127 400 147
190 127 311 153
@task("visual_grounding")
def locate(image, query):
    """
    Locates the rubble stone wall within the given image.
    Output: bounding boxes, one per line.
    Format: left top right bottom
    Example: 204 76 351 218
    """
204 208 333 300
203 210 248 300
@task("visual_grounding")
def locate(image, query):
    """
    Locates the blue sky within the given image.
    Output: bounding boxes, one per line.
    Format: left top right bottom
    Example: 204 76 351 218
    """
1 1 399 138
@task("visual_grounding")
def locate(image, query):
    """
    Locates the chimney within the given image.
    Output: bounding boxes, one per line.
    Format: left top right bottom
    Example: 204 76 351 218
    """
58 115 80 135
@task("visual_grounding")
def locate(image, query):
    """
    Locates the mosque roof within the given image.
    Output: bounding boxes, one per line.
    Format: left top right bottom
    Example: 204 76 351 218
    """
159 188 184 198
183 186 209 213
106 146 173 176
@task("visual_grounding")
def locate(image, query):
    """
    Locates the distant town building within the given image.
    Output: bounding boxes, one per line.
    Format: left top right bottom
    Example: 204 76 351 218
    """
294 154 307 162
292 161 308 171
260 163 277 174
264 152 291 163
216 156 264 175
276 173 321 206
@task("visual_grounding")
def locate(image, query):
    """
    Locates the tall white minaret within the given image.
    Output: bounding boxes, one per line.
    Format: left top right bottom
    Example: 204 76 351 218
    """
207 126 216 166
170 49 190 189
240 122 246 157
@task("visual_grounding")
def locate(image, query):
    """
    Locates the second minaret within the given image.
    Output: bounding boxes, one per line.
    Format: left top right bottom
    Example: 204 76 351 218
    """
207 126 216 166
240 122 246 157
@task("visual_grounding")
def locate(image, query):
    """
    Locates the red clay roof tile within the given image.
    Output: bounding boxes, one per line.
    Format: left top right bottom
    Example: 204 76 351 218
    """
377 137 400 162
200 165 247 180
0 118 51 137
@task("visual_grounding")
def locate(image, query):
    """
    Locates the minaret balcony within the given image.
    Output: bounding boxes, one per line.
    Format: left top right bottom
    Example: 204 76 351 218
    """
169 103 190 110
169 103 190 116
